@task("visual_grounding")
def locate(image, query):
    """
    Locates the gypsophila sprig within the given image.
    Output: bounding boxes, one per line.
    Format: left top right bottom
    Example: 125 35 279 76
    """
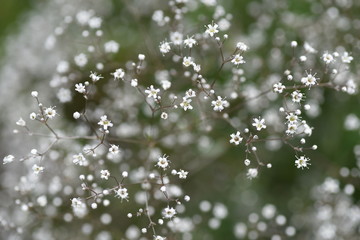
295 155 311 169
230 131 243 145
98 115 113 130
252 117 267 131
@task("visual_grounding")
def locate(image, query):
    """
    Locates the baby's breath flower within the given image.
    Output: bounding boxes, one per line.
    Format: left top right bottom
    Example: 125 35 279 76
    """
177 169 188 179
16 118 26 127
161 112 168 119
30 112 37 120
273 82 285 93
182 57 193 67
205 22 219 37
114 187 129 201
71 198 83 208
291 90 303 103
301 72 318 88
163 207 176 219
157 155 170 169
295 155 311 169
252 117 266 131
170 32 183 45
211 96 228 112
247 168 258 179
145 85 160 99
154 236 166 240
341 52 353 64
75 83 86 94
322 52 335 64
111 68 125 80
44 107 57 119
89 71 103 82
73 153 87 166
3 155 15 164
231 54 245 66
236 42 249 51
185 89 196 98
184 36 197 48
98 115 113 130
230 131 243 145
109 144 120 154
159 41 171 54
180 97 193 111
100 170 110 180
32 164 44 174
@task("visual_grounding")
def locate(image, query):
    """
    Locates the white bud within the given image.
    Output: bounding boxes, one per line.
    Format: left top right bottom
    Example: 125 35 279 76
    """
138 54 145 60
122 171 128 178
73 112 81 119
291 41 298 47
31 91 38 97
160 186 166 192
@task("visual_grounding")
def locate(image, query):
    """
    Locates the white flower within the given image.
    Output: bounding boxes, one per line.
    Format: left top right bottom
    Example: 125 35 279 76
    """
286 123 298 135
193 63 201 72
73 153 87 166
115 187 129 201
184 36 197 48
185 89 196 98
341 52 353 64
230 131 243 145
182 57 193 67
161 112 168 119
31 91 38 97
100 170 110 180
89 71 103 82
231 54 245 65
74 53 88 67
247 168 258 179
301 73 318 87
252 117 266 131
161 80 171 90
138 54 145 60
109 144 120 154
170 31 183 45
322 52 335 64
295 155 311 169
205 22 219 37
112 68 125 80
145 85 160 99
73 112 81 119
3 155 15 164
304 42 317 53
177 169 188 179
75 83 86 93
273 82 285 93
32 164 44 174
163 207 176 219
159 41 171 54
44 107 57 119
180 97 193 111
157 155 170 169
211 96 228 112
16 118 26 127
30 112 37 120
236 42 249 51
98 115 113 130
71 198 83 208
286 113 299 123
291 90 303 103
131 79 138 87
104 40 120 53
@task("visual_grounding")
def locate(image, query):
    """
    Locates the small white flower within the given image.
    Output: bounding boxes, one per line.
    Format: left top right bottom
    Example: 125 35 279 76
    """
170 32 183 45
205 22 219 37
98 115 113 130
286 123 298 135
157 155 170 169
163 207 176 219
184 36 197 48
159 41 171 54
177 169 188 179
145 85 160 99
301 72 318 87
104 40 120 53
161 112 168 119
180 97 193 111
100 170 111 180
286 112 299 123
193 63 201 72
291 90 303 103
231 54 245 65
138 54 145 60
211 96 228 112
73 112 81 119
44 107 57 119
75 83 86 93
273 82 285 93
31 91 38 97
247 168 258 179
236 42 249 51
115 187 129 201
112 68 125 80
30 112 37 120
16 118 26 127
89 71 103 82
32 164 44 174
109 144 120 154
230 131 243 145
161 80 171 90
341 52 353 64
322 52 335 64
154 236 166 240
73 153 87 166
252 117 266 131
3 155 15 164
131 79 138 87
185 89 196 98
71 198 84 208
295 155 311 169
182 57 193 67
